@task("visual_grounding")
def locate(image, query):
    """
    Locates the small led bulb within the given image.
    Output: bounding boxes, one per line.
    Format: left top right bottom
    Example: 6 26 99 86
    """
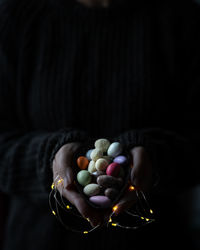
150 209 153 214
112 205 118 212
128 185 135 191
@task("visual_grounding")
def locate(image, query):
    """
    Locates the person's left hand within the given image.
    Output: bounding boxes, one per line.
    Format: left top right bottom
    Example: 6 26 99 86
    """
113 146 153 215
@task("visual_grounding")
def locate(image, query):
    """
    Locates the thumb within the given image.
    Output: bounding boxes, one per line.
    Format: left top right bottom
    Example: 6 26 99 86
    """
130 147 152 191
59 143 81 189
64 166 75 189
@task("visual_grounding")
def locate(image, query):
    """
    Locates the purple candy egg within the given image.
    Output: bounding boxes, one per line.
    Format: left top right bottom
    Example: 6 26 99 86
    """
113 155 128 165
89 195 112 208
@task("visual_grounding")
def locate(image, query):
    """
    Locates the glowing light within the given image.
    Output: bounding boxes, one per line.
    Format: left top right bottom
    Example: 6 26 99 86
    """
57 178 63 184
150 209 153 214
111 223 117 227
129 185 135 191
112 205 118 212
49 150 156 234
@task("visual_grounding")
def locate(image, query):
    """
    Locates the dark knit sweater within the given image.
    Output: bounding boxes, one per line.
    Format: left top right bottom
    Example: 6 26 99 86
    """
0 0 200 249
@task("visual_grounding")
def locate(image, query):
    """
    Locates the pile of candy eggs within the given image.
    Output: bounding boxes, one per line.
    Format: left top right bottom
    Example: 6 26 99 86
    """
76 139 130 209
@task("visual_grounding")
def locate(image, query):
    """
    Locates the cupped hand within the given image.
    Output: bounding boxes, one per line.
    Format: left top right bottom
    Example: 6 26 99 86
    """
52 142 104 227
114 146 153 215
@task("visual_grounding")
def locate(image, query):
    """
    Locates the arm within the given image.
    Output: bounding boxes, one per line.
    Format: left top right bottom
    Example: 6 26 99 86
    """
116 127 200 193
115 2 200 194
0 3 88 197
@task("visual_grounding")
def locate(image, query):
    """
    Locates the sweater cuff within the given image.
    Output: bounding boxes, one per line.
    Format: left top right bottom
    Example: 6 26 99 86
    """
38 128 88 193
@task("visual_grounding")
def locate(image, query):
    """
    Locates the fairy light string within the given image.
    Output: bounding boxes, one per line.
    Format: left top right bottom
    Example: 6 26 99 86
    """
49 176 155 234
49 180 100 233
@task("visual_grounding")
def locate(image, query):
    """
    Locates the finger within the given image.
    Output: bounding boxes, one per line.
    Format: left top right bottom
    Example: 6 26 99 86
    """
62 187 103 227
52 160 74 190
131 162 145 189
131 149 144 188
130 147 152 190
63 167 74 189
63 143 82 187
55 153 75 189
53 143 82 188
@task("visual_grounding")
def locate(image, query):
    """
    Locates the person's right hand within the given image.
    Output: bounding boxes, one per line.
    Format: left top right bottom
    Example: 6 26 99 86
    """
52 142 105 227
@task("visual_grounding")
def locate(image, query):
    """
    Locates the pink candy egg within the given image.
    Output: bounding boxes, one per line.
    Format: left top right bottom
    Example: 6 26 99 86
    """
106 162 121 177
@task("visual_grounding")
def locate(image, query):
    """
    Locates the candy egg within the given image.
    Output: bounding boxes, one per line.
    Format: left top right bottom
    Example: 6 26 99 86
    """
90 148 103 161
91 171 105 182
83 184 101 197
94 138 110 152
95 158 109 171
77 170 92 186
77 156 89 170
106 162 121 177
113 155 128 165
102 155 113 163
97 175 123 189
88 160 96 173
105 188 119 200
89 195 112 208
107 142 123 158
86 149 94 160
92 171 105 177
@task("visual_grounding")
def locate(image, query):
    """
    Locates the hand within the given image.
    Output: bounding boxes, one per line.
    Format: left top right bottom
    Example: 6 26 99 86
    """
52 142 104 227
114 146 153 214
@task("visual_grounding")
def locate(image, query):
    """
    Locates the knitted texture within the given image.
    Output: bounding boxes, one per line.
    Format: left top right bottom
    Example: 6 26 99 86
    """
0 0 200 249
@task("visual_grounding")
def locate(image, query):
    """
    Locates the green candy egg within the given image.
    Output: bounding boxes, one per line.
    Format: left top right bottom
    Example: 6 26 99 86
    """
77 170 92 186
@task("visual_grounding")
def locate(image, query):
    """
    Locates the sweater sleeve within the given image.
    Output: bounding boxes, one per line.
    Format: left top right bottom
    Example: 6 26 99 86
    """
0 128 87 197
0 44 88 196
114 2 200 193
115 128 200 193
0 0 88 197
0 46 88 196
